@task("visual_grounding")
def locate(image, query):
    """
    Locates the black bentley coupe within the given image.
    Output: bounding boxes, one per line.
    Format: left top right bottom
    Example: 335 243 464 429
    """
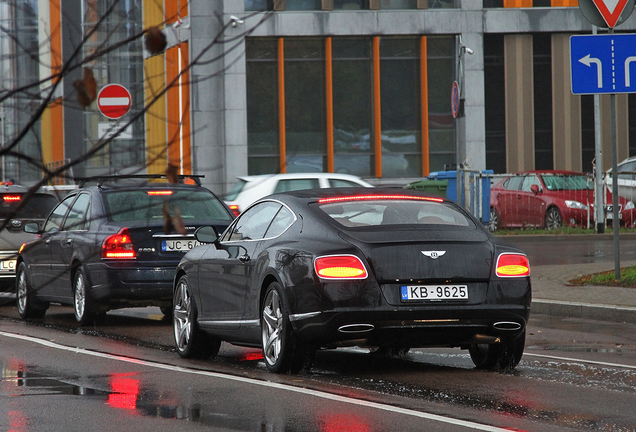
173 187 531 374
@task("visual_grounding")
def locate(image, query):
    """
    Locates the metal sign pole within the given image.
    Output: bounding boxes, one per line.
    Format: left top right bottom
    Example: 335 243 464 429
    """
592 26 605 234
611 93 621 279
608 26 620 280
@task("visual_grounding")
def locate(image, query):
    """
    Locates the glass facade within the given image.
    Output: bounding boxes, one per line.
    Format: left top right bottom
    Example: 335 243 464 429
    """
246 35 456 178
0 0 42 183
82 0 145 174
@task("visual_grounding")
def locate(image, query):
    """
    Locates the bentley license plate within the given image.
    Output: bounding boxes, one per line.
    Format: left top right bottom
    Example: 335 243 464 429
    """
162 239 200 252
401 285 468 301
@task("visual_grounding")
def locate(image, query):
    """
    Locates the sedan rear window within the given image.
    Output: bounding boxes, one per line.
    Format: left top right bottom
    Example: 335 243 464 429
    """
0 193 58 219
105 190 233 222
319 199 473 228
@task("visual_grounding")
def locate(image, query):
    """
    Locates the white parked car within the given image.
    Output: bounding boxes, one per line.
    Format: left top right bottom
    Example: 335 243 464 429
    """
224 173 374 215
606 156 636 201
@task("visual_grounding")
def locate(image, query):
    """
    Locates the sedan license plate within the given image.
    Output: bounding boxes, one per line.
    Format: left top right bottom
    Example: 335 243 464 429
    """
0 259 16 273
401 285 468 302
162 239 200 252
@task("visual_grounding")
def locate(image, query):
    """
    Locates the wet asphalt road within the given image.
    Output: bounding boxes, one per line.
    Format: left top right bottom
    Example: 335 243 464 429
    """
2 236 636 431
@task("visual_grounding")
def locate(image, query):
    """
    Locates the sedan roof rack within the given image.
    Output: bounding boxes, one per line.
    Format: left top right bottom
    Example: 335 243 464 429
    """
77 174 204 188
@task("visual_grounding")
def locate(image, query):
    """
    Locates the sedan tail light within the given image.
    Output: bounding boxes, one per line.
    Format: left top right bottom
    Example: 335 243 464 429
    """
496 253 529 277
102 228 136 259
314 255 368 279
228 205 240 217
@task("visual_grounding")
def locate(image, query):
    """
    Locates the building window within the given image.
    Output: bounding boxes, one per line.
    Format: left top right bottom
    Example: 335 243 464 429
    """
246 36 455 178
332 38 374 176
284 39 326 172
286 0 323 10
246 39 280 175
426 36 456 173
245 0 274 10
379 0 417 8
334 0 369 9
380 37 421 177
630 94 636 157
534 33 553 170
484 33 506 174
581 95 595 172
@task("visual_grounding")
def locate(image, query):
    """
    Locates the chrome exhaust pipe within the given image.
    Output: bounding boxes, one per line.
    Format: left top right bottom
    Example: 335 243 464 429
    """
338 324 374 333
492 321 522 331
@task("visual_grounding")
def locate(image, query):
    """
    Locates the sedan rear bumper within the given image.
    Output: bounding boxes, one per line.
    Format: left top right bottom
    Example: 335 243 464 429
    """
84 261 175 308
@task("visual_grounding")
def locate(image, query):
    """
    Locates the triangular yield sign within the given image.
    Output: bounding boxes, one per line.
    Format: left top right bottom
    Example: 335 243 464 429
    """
592 0 630 27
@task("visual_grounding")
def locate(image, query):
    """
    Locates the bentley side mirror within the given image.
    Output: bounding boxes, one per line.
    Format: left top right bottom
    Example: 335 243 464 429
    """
194 226 219 244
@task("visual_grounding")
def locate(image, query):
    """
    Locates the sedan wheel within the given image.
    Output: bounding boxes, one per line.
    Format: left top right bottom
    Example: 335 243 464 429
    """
261 282 313 374
173 275 221 359
488 207 499 232
16 262 47 319
74 269 96 326
469 331 526 371
545 207 562 230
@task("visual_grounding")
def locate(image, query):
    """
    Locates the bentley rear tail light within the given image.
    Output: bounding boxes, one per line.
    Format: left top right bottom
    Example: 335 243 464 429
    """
314 255 368 279
102 228 136 259
496 253 530 277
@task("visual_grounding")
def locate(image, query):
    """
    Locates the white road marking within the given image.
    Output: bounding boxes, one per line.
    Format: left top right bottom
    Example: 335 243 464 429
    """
523 352 636 369
0 330 510 432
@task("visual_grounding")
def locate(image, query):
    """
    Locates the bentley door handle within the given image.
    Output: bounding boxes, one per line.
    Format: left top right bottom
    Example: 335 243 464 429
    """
238 254 250 263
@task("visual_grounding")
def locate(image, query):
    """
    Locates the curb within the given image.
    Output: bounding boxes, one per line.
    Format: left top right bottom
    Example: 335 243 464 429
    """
532 299 636 324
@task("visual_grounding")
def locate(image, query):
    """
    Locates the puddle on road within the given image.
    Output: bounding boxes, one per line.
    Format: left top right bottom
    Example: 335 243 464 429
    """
0 361 364 431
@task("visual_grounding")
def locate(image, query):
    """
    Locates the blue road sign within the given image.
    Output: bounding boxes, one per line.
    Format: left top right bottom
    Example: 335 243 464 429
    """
570 34 636 95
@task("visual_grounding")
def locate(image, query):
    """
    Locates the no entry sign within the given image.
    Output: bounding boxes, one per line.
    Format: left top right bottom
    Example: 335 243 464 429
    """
97 84 132 119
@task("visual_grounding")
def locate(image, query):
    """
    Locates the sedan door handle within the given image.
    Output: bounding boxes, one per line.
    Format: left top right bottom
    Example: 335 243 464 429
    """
238 254 250 263
45 239 51 246
66 239 73 245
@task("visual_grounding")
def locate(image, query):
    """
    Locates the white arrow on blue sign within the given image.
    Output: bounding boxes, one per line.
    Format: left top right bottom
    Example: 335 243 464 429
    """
570 33 636 95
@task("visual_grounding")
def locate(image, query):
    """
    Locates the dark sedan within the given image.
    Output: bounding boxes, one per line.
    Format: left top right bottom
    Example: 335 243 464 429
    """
17 176 234 325
173 188 531 374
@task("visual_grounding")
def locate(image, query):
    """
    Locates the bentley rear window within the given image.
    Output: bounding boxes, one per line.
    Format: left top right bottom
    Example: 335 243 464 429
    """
319 199 473 228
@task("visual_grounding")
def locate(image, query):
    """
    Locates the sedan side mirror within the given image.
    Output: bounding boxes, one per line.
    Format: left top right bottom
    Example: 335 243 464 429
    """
194 226 219 244
530 184 540 195
24 222 40 234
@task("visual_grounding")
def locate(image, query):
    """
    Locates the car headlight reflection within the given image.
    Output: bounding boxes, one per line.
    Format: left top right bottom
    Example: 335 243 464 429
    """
565 200 588 210
625 201 635 210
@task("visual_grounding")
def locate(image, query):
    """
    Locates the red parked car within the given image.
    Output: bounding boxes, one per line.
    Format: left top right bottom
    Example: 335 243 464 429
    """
489 170 636 231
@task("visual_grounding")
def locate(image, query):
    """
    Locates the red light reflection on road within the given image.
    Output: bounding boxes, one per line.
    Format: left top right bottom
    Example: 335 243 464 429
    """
320 413 370 432
108 374 139 410
239 352 264 361
8 410 28 432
